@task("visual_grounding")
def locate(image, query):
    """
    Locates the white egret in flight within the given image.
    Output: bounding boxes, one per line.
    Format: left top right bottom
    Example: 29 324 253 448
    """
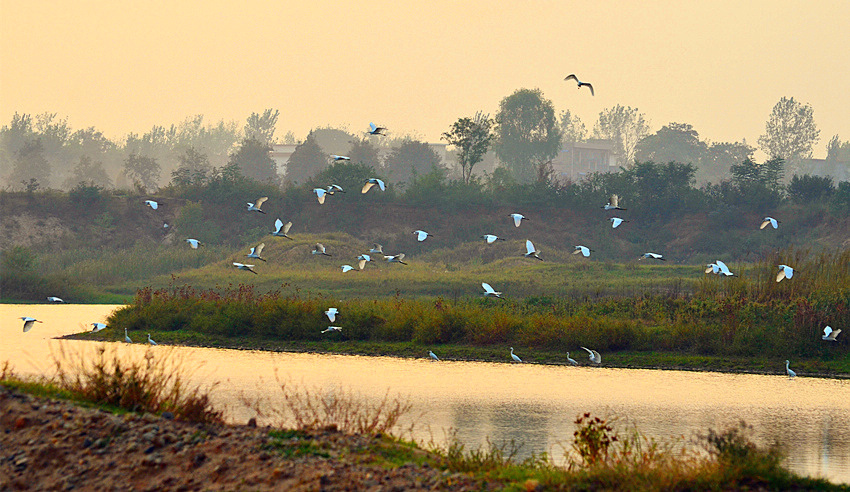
145 200 159 210
610 217 629 229
640 253 665 261
272 219 293 239
481 234 505 244
573 246 592 257
413 230 433 242
362 178 386 193
341 264 355 273
564 74 595 96
510 213 527 227
581 346 601 364
776 264 794 282
246 243 266 262
385 253 407 265
312 243 331 256
822 326 841 341
46 296 64 303
601 194 625 210
715 260 734 276
124 328 132 343
785 360 796 378
246 196 268 213
91 322 107 332
325 307 338 323
232 262 258 274
524 240 542 261
369 243 384 255
429 350 440 361
326 184 345 195
510 347 522 363
357 254 372 270
186 238 202 249
147 333 157 345
313 187 329 204
366 122 387 136
760 217 780 230
330 155 350 161
322 326 343 334
20 317 41 332
481 282 504 299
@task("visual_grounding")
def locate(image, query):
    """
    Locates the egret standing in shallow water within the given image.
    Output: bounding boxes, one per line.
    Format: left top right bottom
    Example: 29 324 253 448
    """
124 328 132 343
510 347 522 363
20 317 41 332
822 326 841 341
581 346 601 364
566 352 578 365
147 333 157 345
760 217 780 230
776 264 794 282
429 350 440 361
785 360 796 378
246 197 268 213
272 219 293 239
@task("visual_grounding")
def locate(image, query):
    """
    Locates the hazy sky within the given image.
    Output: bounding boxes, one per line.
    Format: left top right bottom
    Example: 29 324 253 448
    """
2 1 848 157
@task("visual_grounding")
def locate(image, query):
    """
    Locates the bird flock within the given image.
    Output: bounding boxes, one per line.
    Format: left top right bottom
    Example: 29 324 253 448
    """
17 116 839 374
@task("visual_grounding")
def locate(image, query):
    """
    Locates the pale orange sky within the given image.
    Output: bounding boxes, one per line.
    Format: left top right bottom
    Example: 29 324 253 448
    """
2 1 848 157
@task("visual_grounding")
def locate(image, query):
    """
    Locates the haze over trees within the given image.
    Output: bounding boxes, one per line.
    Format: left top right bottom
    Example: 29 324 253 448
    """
758 97 820 174
442 112 493 185
494 88 562 183
592 105 650 168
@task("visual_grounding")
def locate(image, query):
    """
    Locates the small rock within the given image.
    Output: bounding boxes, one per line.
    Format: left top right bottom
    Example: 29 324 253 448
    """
82 437 92 449
161 411 174 420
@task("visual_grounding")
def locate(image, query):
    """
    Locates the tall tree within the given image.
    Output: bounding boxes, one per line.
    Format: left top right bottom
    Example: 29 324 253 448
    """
699 141 754 184
9 139 51 189
635 122 706 165
494 88 561 183
123 153 160 190
229 137 278 183
825 135 850 163
442 112 493 184
348 137 382 170
592 105 650 167
384 139 443 185
558 109 587 148
285 133 325 184
757 97 819 167
63 155 112 188
244 109 279 145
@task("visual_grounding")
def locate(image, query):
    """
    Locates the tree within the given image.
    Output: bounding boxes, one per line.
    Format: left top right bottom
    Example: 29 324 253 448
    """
592 105 650 167
0 113 35 181
384 139 443 185
284 133 325 184
123 153 161 190
229 137 278 183
787 174 834 203
442 112 493 184
244 109 279 145
758 97 819 169
9 139 51 189
171 147 212 187
635 122 707 166
558 109 587 148
63 155 112 188
348 137 382 170
699 141 754 184
825 135 850 163
310 127 356 157
494 88 561 183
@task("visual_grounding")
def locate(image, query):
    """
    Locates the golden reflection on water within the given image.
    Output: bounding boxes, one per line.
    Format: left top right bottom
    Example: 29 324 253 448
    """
2 304 848 483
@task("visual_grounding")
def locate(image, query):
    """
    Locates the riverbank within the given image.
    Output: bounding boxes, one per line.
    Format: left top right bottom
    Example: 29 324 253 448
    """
62 330 850 378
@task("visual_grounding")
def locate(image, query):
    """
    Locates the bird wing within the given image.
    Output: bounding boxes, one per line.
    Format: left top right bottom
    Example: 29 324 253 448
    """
585 83 595 96
482 282 495 294
572 248 581 255
362 181 375 193
591 350 601 362
358 259 367 270
776 269 787 282
255 243 265 255
342 265 353 272
525 240 535 254
512 214 522 227
770 218 778 228
315 243 325 253
833 329 842 339
274 219 283 233
564 74 578 82
369 122 377 132
23 320 34 332
610 195 619 207
824 326 833 337
760 220 769 230
376 179 386 191
233 262 243 267
396 253 405 261
255 197 268 208
786 268 793 279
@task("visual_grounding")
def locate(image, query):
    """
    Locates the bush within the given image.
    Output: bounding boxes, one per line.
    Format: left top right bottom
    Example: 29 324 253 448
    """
787 173 834 203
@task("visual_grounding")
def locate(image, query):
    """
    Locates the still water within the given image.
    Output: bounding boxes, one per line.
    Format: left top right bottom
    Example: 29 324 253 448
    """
2 304 849 483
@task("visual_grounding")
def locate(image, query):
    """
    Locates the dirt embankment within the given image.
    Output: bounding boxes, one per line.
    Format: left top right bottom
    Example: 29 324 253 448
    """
0 387 491 491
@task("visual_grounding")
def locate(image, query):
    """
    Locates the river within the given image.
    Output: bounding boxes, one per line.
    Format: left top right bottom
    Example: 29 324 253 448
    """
2 304 848 483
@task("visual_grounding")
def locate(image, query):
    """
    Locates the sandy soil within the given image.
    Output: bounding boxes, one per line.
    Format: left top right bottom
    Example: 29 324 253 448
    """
0 387 496 491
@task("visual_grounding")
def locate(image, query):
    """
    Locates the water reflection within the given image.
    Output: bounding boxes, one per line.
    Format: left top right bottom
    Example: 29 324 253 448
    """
1 304 848 484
